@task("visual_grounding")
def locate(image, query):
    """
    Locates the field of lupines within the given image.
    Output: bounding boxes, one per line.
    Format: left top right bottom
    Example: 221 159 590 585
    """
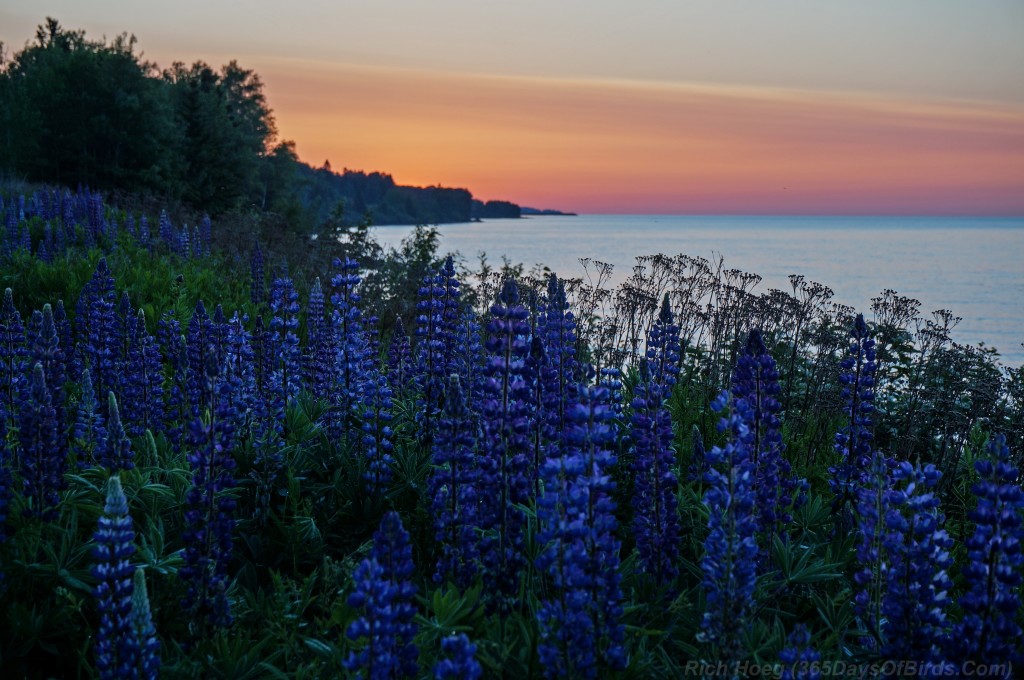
0 186 1021 679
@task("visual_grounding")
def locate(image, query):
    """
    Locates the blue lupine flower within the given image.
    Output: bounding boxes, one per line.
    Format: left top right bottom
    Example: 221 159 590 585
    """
344 511 419 679
536 274 579 488
1 287 27 426
699 391 758 663
158 312 189 447
185 300 213 414
101 393 134 472
179 352 237 630
130 568 160 679
877 462 953 661
953 434 1023 667
268 276 303 411
852 449 893 650
434 634 482 680
18 362 65 519
158 210 173 245
250 242 265 306
430 376 480 586
645 294 680 394
92 476 136 680
830 314 876 525
689 423 708 483
329 257 368 444
123 309 164 438
31 304 66 420
731 329 799 548
54 299 75 380
387 315 413 394
630 366 680 586
305 277 331 399
359 368 395 494
74 369 106 467
414 256 462 440
75 259 118 399
477 278 534 608
115 291 134 367
778 625 821 680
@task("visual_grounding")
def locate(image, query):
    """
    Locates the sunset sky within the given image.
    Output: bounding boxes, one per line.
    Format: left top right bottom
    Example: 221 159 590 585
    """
3 1 1023 214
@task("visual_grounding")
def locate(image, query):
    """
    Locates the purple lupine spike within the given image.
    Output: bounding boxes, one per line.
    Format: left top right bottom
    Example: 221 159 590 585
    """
434 634 482 680
54 300 75 380
537 372 626 676
830 313 877 526
387 315 413 394
92 476 137 680
180 351 237 630
329 257 368 444
1 288 27 427
360 368 395 494
630 362 680 586
138 216 151 250
115 291 134 368
250 242 265 307
477 278 534 609
699 391 758 663
158 210 173 245
123 310 164 438
185 300 212 414
852 449 894 650
430 376 480 586
199 213 212 253
74 369 106 467
537 274 579 443
130 568 160 679
778 625 821 680
178 226 190 258
344 511 419 679
268 277 303 411
731 329 799 548
18 363 65 519
878 462 953 661
191 225 202 258
414 256 462 441
32 304 66 424
158 313 189 446
304 277 331 399
76 259 118 400
952 434 1023 667
102 392 134 471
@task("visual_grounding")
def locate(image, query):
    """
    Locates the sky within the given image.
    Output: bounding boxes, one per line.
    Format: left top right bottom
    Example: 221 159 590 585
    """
2 1 1023 214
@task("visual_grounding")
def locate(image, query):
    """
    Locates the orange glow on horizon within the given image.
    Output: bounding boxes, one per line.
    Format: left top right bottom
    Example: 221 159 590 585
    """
258 59 1024 214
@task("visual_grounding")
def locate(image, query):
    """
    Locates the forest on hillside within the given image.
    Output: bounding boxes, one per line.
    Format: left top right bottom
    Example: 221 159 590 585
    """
0 18 522 229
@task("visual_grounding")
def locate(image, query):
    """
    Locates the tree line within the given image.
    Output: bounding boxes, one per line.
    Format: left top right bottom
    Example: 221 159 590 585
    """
0 18 520 229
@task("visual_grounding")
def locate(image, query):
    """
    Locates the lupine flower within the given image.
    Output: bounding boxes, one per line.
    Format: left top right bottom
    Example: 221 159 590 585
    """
689 423 708 483
18 362 65 519
359 368 395 494
852 449 895 650
878 462 952 661
304 277 331 398
1 287 27 426
386 315 413 394
157 312 189 447
537 376 626 676
953 434 1023 667
131 568 160 679
74 369 106 467
101 393 134 472
430 376 480 586
731 329 798 548
76 259 118 399
250 242 265 306
830 314 876 526
158 209 173 245
344 511 419 679
630 365 680 585
115 291 134 367
329 257 368 444
778 625 821 680
54 299 75 380
477 278 534 608
415 256 462 440
179 353 237 630
536 274 579 487
185 300 213 414
92 476 136 680
268 276 303 411
699 391 758 663
123 309 164 438
30 304 66 421
434 634 482 680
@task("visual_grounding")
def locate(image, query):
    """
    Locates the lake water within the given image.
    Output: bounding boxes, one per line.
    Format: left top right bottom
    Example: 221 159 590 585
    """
370 215 1024 366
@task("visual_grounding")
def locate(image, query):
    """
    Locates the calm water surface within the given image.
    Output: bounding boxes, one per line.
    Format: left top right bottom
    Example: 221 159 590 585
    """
372 215 1024 365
